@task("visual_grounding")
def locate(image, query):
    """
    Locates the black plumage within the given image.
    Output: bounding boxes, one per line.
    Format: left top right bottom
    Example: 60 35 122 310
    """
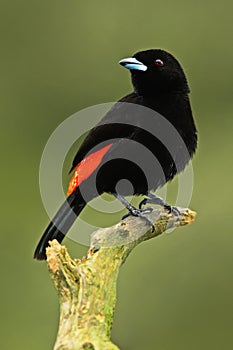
34 49 197 260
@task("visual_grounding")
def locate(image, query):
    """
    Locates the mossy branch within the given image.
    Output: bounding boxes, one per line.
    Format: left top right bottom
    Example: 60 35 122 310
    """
46 208 196 350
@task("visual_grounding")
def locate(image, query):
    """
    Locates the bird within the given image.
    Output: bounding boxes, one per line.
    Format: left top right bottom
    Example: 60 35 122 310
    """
34 49 197 260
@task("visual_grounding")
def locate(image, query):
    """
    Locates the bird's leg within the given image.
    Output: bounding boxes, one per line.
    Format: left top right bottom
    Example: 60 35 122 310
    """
114 193 154 231
139 193 180 216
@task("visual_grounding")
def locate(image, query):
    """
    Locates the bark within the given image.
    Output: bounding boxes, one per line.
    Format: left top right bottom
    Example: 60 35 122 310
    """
46 208 196 350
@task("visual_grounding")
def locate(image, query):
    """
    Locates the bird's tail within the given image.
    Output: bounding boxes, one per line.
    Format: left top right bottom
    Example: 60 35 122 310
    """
34 189 86 260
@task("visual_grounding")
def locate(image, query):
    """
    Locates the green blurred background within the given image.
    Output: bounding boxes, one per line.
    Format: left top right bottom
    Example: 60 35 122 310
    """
1 0 233 349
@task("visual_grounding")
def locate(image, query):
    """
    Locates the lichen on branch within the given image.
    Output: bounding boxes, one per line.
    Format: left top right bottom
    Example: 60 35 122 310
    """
46 208 196 350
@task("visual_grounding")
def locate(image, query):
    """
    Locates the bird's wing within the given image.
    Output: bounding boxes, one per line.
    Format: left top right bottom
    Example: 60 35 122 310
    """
67 93 145 195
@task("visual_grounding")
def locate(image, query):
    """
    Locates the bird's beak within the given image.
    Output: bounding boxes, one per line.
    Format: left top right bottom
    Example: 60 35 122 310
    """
119 57 147 72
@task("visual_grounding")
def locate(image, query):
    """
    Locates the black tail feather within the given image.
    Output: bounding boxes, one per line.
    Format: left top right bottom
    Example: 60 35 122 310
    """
34 190 86 260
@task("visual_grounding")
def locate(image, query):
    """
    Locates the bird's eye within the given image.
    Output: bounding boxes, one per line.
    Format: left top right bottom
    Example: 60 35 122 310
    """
154 59 164 67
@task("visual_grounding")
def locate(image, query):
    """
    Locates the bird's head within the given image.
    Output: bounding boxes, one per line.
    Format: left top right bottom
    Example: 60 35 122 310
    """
119 49 190 96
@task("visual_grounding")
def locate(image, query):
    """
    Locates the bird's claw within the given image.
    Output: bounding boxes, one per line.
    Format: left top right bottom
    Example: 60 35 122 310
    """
164 205 180 216
122 207 154 232
139 198 148 209
122 206 153 219
139 196 180 217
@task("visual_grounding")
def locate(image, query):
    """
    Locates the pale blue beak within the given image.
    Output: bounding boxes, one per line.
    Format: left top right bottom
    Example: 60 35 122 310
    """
119 57 147 72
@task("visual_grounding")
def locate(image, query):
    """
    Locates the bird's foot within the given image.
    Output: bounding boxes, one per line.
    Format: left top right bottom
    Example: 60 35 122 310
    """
163 204 180 216
122 206 153 219
122 206 154 231
139 193 180 216
113 192 155 231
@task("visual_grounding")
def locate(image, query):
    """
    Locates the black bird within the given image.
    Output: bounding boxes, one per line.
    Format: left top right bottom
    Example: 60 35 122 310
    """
34 49 197 260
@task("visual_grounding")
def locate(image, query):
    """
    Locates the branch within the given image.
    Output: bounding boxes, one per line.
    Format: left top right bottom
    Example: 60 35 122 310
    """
46 208 196 350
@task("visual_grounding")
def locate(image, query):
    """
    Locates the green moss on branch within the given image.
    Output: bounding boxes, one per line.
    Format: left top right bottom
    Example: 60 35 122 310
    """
46 208 196 350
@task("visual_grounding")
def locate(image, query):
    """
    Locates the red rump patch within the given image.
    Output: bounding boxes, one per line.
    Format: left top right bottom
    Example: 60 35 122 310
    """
67 143 113 195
